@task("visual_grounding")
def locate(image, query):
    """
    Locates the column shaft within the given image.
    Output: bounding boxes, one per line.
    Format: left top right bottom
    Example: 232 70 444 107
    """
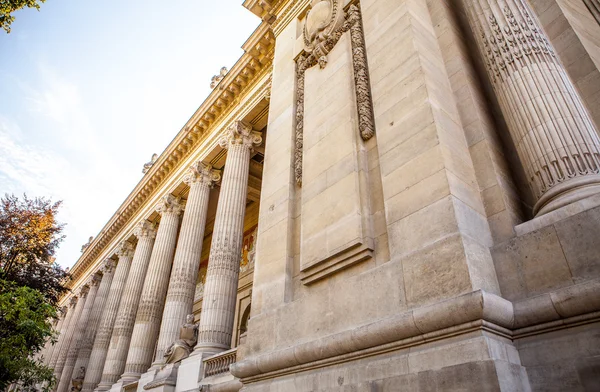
463 0 600 215
96 222 156 390
195 121 261 353
82 244 134 392
122 196 183 381
57 275 100 392
74 260 116 386
43 308 66 365
153 163 219 364
49 300 76 369
54 286 89 382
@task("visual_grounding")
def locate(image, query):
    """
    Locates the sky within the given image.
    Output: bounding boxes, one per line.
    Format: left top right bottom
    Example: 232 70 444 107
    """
0 1 260 269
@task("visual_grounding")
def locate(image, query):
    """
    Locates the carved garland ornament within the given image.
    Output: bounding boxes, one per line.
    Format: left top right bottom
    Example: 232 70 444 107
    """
295 1 375 185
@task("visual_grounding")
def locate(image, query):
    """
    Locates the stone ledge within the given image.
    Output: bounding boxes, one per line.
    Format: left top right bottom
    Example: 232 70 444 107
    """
231 279 600 380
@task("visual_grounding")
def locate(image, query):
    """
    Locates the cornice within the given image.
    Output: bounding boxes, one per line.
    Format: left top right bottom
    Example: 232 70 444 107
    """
66 21 275 287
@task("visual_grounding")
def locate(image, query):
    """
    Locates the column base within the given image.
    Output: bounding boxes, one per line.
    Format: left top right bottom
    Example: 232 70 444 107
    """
534 174 600 216
95 381 114 392
120 372 142 386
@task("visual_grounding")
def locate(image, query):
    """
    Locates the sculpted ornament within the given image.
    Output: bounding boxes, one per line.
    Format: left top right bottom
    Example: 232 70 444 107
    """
184 162 221 188
219 121 262 151
142 153 158 174
81 236 93 253
134 220 157 240
295 4 375 185
156 194 185 216
71 366 85 392
116 240 135 258
102 258 117 274
163 314 198 364
303 0 345 67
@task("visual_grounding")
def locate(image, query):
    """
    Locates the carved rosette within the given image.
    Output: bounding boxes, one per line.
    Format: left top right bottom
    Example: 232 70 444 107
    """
183 162 221 188
219 121 262 151
116 241 135 258
295 4 375 185
134 220 157 240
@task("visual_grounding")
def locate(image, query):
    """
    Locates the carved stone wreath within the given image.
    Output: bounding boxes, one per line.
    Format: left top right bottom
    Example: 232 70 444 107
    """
295 2 375 186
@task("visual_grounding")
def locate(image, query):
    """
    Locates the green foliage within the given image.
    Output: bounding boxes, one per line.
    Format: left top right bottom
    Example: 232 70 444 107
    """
0 279 57 391
0 0 46 33
0 194 68 305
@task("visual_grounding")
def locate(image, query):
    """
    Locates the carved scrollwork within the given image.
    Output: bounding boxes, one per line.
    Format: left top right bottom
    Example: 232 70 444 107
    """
219 121 263 151
294 4 375 185
184 162 221 188
134 220 157 240
156 194 185 216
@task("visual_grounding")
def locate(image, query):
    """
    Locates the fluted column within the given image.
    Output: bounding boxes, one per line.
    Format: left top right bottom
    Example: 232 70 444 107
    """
54 285 89 383
195 121 262 353
82 243 134 392
463 0 600 215
96 222 156 390
153 163 220 365
42 307 66 365
49 299 77 369
74 260 116 387
57 274 101 392
121 196 184 382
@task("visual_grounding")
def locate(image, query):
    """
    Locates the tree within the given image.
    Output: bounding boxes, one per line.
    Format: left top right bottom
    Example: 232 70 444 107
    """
0 0 46 33
0 279 57 391
0 194 68 305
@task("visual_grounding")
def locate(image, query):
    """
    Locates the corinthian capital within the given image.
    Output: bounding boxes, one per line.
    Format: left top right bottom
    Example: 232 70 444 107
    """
184 162 221 187
69 296 78 307
116 241 135 258
134 220 157 240
219 121 262 151
89 273 102 286
156 194 185 216
78 284 90 298
103 258 117 274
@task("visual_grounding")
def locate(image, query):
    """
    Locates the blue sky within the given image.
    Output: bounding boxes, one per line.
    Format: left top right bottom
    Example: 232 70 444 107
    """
0 1 259 269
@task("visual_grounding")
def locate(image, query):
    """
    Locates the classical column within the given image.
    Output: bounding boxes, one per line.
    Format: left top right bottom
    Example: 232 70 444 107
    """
463 0 600 215
49 299 77 369
195 121 261 353
121 196 184 382
56 274 101 392
74 260 116 387
54 285 89 382
42 307 66 365
153 163 220 365
96 221 156 390
82 243 134 392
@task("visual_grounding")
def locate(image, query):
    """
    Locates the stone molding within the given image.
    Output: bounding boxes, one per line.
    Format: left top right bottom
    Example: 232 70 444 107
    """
156 194 185 216
183 162 221 188
231 279 600 380
294 3 375 185
134 220 157 240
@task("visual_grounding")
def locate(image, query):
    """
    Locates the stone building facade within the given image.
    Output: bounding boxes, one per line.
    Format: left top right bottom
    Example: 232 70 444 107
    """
41 0 600 391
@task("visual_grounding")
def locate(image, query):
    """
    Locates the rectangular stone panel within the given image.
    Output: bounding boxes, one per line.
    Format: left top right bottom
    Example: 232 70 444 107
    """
300 33 374 284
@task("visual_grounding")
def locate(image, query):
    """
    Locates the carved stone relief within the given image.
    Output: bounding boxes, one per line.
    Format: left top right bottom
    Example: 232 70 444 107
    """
295 3 375 185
